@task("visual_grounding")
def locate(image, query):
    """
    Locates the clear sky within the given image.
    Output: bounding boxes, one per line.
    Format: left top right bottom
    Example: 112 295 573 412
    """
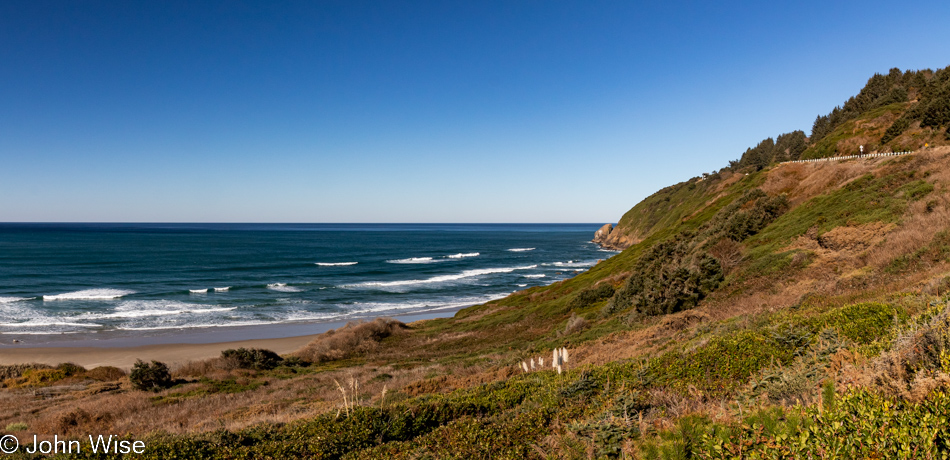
2 1 949 223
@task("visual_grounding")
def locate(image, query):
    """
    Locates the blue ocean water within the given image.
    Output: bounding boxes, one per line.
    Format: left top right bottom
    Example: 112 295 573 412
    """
0 223 614 342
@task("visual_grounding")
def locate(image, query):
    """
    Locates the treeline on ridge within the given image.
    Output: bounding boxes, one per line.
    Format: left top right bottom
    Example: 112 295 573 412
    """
729 65 950 170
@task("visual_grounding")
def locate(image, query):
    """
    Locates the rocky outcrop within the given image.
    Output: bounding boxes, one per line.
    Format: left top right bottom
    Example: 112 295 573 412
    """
592 223 634 250
593 224 613 245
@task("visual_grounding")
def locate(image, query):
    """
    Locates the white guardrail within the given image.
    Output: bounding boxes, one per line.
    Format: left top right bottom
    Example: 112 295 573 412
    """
781 150 914 164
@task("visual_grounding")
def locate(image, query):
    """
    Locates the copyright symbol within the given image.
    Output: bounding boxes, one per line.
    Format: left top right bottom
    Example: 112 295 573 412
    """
0 435 18 454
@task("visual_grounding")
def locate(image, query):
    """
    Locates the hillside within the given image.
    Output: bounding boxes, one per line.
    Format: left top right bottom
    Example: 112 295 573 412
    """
4 67 950 459
600 65 950 251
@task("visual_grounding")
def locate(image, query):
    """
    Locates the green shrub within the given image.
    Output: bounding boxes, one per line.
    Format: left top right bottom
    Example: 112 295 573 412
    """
130 359 172 391
646 330 797 395
699 388 950 458
221 348 284 370
570 283 615 309
57 362 86 376
881 117 910 144
608 189 787 318
822 302 905 345
560 371 600 399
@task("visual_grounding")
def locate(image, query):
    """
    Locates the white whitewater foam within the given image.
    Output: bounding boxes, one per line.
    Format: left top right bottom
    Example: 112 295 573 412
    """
316 262 358 266
547 260 597 268
523 274 546 278
507 248 535 252
517 284 528 287
214 287 230 292
0 320 101 328
83 300 237 320
43 288 135 301
446 252 479 259
349 265 538 288
190 288 208 294
104 307 236 319
117 320 274 331
0 297 31 303
387 257 438 264
268 283 303 293
347 293 508 314
0 331 83 335
276 311 337 322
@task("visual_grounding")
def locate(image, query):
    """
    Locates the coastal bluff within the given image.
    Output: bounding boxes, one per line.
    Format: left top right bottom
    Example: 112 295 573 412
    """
592 223 632 250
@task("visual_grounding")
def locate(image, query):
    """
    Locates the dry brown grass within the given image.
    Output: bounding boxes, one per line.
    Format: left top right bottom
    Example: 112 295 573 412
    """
85 366 126 382
766 160 876 206
0 354 465 442
294 318 408 363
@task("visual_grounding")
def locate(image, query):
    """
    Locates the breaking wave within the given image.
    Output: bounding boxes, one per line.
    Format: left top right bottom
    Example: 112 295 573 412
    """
348 265 537 288
43 289 135 301
507 248 535 252
268 283 303 293
316 262 358 266
0 297 31 303
387 257 437 264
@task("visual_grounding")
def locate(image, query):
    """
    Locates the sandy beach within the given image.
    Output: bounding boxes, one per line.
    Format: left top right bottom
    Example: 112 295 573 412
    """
0 333 320 370
0 309 460 370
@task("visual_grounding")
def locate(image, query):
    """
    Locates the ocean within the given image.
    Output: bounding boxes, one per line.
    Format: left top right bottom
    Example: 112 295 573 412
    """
0 223 615 344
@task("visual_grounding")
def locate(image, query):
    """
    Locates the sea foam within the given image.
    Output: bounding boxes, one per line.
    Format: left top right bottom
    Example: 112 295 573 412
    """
316 262 358 266
507 248 535 252
0 320 101 328
214 287 230 292
189 288 208 294
347 293 508 314
446 252 479 259
547 260 597 268
0 297 31 303
85 300 236 319
523 274 546 278
349 265 537 288
43 289 135 301
268 283 303 293
387 257 438 264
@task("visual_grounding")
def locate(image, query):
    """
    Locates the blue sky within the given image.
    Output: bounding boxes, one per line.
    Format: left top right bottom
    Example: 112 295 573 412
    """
2 1 949 223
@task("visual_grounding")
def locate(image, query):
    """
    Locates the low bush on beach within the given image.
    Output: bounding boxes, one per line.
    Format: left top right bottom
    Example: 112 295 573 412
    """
130 360 173 391
295 318 408 363
220 347 284 370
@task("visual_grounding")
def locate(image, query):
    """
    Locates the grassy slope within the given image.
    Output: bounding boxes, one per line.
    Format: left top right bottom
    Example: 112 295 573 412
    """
4 154 950 456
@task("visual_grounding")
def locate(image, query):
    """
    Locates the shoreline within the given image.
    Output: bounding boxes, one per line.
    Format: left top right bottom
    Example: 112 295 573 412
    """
0 307 462 370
